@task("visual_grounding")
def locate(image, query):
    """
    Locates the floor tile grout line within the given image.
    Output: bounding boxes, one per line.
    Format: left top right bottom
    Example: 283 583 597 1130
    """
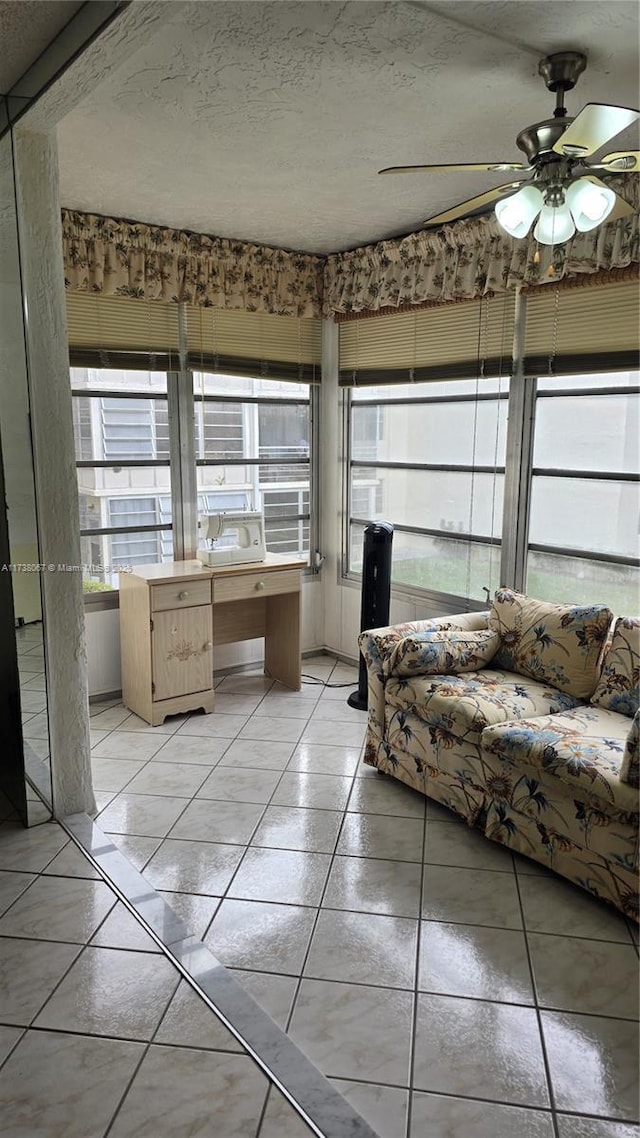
405 792 429 1138
512 858 561 1138
83 672 638 1127
59 812 335 1138
101 963 183 1138
3 826 632 952
59 811 377 1138
281 660 369 1038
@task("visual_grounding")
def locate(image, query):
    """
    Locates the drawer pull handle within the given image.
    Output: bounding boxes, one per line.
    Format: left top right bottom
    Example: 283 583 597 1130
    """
203 641 213 651
178 591 189 600
255 580 266 591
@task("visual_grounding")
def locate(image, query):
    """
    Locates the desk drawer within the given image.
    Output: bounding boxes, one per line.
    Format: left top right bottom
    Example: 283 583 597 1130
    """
151 579 211 612
213 569 300 605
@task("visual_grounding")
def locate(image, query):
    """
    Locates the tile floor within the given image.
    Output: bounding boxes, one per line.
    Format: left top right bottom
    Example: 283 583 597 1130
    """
0 807 320 1137
76 656 639 1138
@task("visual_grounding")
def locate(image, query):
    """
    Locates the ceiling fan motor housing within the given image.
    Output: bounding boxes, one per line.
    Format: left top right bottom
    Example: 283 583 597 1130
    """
518 53 589 165
516 118 574 164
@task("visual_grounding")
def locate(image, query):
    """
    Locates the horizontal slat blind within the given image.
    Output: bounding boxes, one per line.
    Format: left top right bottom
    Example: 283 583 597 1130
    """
523 278 640 376
66 293 180 370
185 306 321 384
66 293 322 382
339 294 516 387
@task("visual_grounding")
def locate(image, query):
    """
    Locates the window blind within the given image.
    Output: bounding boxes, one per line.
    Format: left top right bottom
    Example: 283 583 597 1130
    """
338 294 516 387
66 293 180 370
522 277 640 376
66 293 322 382
185 306 321 384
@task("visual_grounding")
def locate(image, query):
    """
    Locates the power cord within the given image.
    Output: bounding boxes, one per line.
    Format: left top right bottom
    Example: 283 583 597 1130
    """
301 674 357 688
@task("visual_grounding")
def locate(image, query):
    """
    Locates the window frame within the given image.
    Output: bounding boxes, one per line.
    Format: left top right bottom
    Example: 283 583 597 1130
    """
194 384 315 561
71 362 318 606
344 383 509 608
523 375 640 608
343 370 640 611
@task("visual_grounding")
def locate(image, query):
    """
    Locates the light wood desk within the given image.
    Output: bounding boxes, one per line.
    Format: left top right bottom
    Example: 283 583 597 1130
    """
119 554 305 726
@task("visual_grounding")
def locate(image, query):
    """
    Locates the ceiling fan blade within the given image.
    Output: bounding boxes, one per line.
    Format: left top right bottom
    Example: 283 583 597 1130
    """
423 183 523 227
606 193 636 222
597 150 640 172
553 103 640 157
379 162 527 175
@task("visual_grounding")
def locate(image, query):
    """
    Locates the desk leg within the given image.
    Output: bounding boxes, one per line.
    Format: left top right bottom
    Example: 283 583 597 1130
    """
264 590 301 690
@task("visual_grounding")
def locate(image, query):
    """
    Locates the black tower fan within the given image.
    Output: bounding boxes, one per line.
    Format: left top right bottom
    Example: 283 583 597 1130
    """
347 522 394 711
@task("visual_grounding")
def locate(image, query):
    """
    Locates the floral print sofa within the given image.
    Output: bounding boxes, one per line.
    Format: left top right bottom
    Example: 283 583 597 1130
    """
360 590 639 920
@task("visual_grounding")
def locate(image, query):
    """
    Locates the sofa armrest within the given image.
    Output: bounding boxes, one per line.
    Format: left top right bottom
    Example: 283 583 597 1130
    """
359 611 489 765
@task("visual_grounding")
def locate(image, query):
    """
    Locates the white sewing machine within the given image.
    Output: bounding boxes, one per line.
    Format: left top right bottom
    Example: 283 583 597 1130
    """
197 511 267 567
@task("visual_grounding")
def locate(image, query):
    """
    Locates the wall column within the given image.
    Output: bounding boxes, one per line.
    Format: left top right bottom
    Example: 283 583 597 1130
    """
13 128 94 816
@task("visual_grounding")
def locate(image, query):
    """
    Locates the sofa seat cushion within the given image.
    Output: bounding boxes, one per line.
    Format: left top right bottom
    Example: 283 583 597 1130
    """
385 669 581 749
482 706 640 816
488 589 612 700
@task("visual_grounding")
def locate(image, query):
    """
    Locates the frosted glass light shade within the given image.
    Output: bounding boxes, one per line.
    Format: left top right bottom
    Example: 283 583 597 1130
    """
566 177 616 231
495 185 544 238
533 203 576 245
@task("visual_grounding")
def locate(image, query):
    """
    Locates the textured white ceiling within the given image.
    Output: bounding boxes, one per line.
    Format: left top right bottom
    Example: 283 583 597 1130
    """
56 0 639 253
0 0 83 93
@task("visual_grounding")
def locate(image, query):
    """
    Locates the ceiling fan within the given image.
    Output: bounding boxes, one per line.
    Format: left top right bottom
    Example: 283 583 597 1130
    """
380 52 639 243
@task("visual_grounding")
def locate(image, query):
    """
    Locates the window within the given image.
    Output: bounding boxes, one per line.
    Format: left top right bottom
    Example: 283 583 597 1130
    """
526 371 640 612
194 372 311 558
348 378 509 602
71 368 173 590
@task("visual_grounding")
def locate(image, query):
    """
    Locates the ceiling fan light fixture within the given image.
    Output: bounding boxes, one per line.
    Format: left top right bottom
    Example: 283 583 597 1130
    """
566 177 616 230
495 184 544 237
533 202 576 245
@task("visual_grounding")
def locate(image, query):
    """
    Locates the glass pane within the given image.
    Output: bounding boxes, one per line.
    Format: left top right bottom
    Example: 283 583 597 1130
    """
70 367 167 394
193 371 309 399
77 467 171 513
265 518 309 556
351 465 504 538
194 400 310 465
258 404 310 459
350 523 501 602
537 370 639 391
351 377 507 400
197 469 310 558
529 476 639 558
198 463 309 497
263 489 310 519
259 461 310 486
80 529 173 591
352 398 508 466
72 395 169 463
526 549 639 614
533 393 639 474
194 402 245 460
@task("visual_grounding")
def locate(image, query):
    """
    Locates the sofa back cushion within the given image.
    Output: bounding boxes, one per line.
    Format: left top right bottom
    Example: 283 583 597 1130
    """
488 589 613 700
590 616 640 718
392 628 500 677
620 711 639 788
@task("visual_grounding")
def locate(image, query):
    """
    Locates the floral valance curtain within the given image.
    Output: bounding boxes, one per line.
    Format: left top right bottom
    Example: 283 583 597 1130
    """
62 174 638 322
323 174 639 317
62 210 325 318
